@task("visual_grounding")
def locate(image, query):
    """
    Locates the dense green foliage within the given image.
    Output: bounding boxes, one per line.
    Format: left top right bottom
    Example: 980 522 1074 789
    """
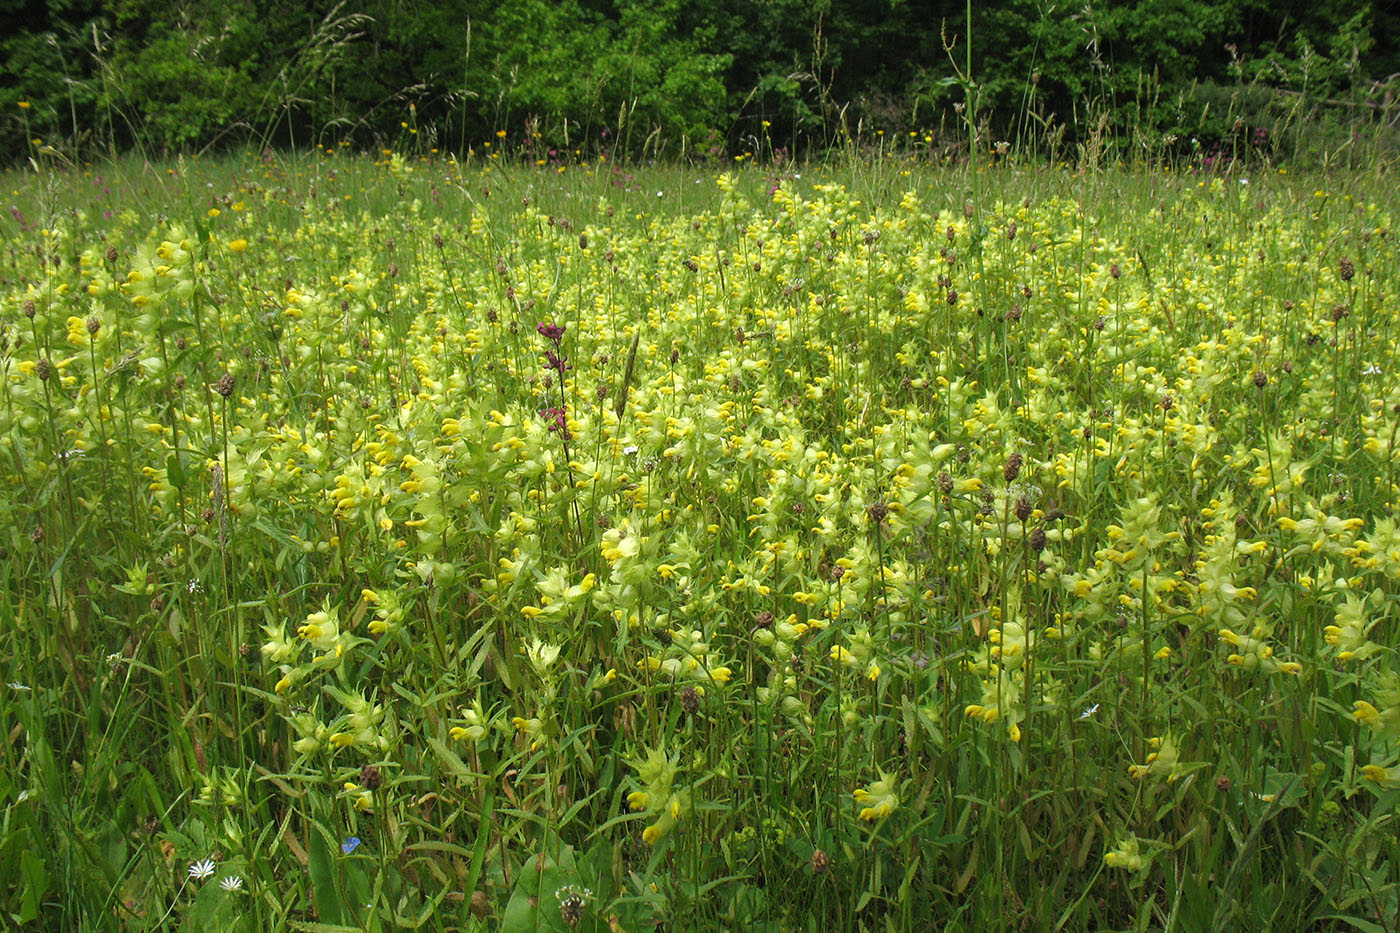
2 0 1399 163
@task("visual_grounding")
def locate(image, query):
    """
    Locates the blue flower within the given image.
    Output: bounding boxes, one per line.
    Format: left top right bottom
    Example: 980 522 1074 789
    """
341 836 361 855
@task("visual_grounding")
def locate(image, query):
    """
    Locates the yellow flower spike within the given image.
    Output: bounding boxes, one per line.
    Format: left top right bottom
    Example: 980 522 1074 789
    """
1361 764 1400 788
853 772 899 821
1104 836 1146 871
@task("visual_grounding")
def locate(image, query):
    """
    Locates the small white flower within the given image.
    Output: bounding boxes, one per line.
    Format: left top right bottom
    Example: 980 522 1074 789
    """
186 579 203 594
1363 365 1382 376
1078 703 1101 721
219 875 244 892
188 858 216 881
656 191 664 198
6 682 32 692
622 445 639 456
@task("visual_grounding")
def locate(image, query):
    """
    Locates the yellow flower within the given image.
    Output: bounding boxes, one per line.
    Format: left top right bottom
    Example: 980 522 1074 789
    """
1361 764 1400 789
1104 836 1146 870
228 238 248 252
853 772 899 821
18 101 30 109
342 782 373 811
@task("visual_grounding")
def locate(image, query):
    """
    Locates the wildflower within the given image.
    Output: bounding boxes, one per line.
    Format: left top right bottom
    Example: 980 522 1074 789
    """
526 638 562 676
1104 836 1146 871
361 588 405 637
512 716 545 750
535 321 565 343
1218 625 1300 675
188 858 216 881
628 745 690 844
219 875 244 892
450 702 490 742
853 772 899 820
342 782 373 811
556 885 593 927
341 836 361 855
1322 590 1384 663
1127 734 1197 782
1361 764 1400 789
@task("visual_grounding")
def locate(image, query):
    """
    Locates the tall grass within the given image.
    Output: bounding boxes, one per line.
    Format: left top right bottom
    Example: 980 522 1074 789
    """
1 146 1399 930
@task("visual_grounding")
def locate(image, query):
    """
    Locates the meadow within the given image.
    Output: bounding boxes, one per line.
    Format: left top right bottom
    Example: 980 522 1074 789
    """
2 148 1399 931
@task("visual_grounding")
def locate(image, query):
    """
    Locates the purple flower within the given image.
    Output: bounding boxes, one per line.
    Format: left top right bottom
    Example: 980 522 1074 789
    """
535 321 565 343
545 349 570 374
540 406 567 432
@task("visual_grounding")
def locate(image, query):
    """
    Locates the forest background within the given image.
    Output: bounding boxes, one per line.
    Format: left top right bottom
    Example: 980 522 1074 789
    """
2 0 1399 167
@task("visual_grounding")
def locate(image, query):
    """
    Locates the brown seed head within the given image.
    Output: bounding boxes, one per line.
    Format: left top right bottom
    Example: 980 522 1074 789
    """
216 373 236 398
559 894 585 927
359 764 383 791
1014 495 1032 522
1003 453 1023 483
867 500 889 524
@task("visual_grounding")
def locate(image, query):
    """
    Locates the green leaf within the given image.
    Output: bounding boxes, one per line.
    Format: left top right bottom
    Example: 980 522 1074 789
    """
1312 917 1389 933
308 825 345 925
17 850 48 924
503 846 600 933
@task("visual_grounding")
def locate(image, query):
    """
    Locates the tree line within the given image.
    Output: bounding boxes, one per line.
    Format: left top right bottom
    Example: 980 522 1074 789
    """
2 0 1397 163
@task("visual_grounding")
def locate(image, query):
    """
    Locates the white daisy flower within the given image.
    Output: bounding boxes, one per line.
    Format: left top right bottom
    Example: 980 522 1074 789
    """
188 858 216 881
219 875 244 892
